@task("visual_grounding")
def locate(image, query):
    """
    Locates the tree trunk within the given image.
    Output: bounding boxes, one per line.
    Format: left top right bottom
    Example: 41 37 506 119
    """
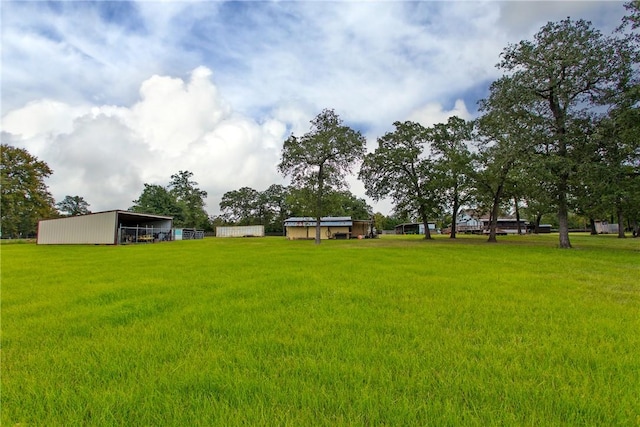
315 215 321 244
557 186 572 248
549 92 571 249
589 218 597 235
419 206 433 240
315 165 324 244
514 196 522 235
535 213 543 234
616 202 626 239
450 194 459 239
487 184 503 243
488 204 499 243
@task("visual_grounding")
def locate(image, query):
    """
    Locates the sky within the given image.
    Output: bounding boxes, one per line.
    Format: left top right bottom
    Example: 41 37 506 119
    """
1 0 628 217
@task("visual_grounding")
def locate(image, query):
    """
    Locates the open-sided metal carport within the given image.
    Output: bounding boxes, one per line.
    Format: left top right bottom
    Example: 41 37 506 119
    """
37 210 173 245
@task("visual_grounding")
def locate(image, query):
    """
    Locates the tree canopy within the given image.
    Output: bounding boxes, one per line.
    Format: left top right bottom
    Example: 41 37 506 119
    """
359 121 441 240
1 144 57 238
492 18 625 248
130 171 210 230
130 184 182 219
427 116 475 238
169 171 210 229
219 186 262 226
56 195 91 216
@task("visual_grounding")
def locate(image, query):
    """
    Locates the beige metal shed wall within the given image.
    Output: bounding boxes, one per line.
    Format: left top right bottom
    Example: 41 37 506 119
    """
324 226 349 238
351 221 369 237
286 226 350 240
37 212 117 244
286 226 312 240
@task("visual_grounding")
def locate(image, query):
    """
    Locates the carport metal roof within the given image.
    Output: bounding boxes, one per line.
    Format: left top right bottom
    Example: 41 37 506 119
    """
114 210 173 223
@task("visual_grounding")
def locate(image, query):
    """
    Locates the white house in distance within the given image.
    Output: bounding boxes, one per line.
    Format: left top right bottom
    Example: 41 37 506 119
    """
449 210 528 235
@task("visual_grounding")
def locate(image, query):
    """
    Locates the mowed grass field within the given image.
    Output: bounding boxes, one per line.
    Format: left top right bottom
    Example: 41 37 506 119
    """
2 234 639 426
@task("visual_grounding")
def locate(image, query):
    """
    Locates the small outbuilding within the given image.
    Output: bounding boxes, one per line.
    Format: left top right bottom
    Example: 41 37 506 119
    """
37 210 173 245
284 217 373 240
216 225 265 237
395 222 437 235
594 220 619 234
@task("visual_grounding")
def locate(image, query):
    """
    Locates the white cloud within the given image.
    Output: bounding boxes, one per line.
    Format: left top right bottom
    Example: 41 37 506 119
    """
2 68 287 215
1 99 87 140
406 99 472 128
127 66 231 156
498 1 626 38
46 114 148 210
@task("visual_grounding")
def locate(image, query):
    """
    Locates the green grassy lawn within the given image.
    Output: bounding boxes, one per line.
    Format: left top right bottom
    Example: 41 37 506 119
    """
2 234 639 425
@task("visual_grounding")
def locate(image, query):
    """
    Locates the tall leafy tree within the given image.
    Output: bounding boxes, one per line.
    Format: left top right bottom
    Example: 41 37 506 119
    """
520 164 557 234
219 187 261 225
473 131 521 242
359 121 441 240
56 195 91 216
169 170 209 229
565 5 640 237
278 109 366 244
260 184 290 233
475 77 537 242
427 116 475 238
496 18 623 248
1 144 57 238
130 184 183 221
219 185 292 232
587 111 640 237
597 5 640 237
285 186 316 218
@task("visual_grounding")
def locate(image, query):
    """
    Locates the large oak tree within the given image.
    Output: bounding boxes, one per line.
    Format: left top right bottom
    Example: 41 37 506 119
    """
359 121 441 240
496 18 623 248
56 195 91 216
220 187 261 225
427 116 475 239
278 109 366 244
130 183 183 220
1 144 57 238
169 170 209 229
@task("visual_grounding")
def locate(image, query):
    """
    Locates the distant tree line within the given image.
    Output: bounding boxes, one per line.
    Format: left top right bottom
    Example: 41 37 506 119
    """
216 184 372 234
2 3 638 245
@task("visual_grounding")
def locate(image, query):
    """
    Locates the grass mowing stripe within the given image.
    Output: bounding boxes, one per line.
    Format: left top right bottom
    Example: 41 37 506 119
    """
1 234 638 425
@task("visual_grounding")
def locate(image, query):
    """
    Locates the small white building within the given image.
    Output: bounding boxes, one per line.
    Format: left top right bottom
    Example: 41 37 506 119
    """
594 220 619 234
